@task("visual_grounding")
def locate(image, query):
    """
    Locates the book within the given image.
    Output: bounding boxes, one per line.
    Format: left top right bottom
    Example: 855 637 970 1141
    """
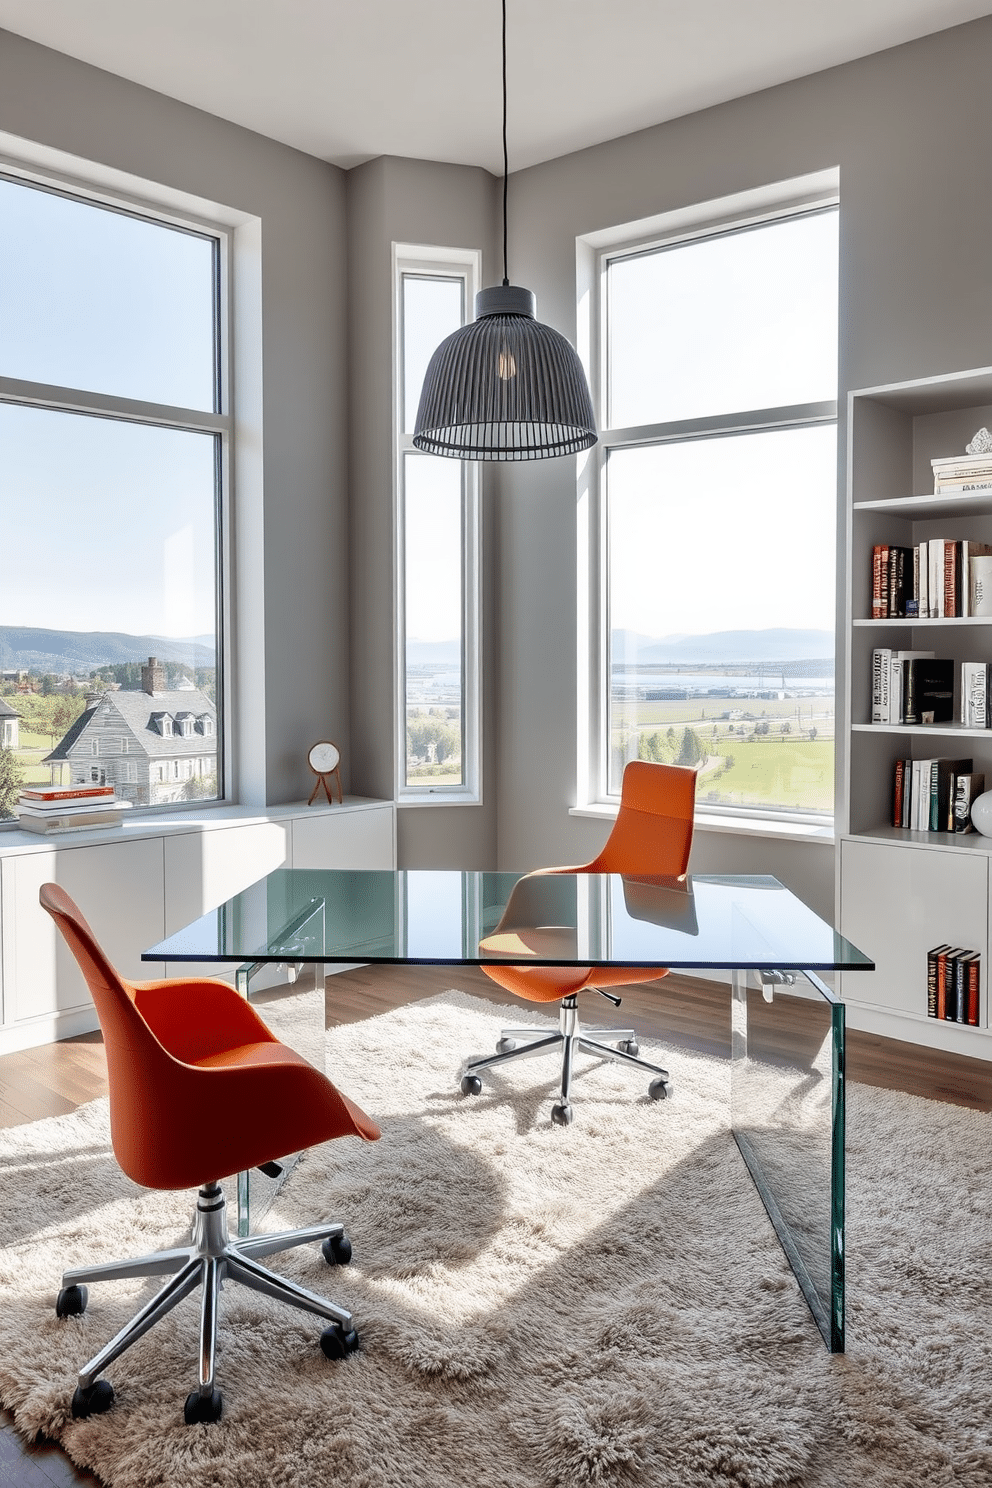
917 540 929 618
936 947 957 1020
872 648 892 723
15 809 125 834
928 539 945 618
902 657 954 725
953 771 985 832
953 953 967 1023
928 758 972 832
960 661 988 728
892 758 906 827
970 553 992 617
871 544 889 619
963 953 981 1026
16 797 127 816
943 540 961 618
18 785 115 802
889 545 914 617
960 541 992 617
927 944 952 1018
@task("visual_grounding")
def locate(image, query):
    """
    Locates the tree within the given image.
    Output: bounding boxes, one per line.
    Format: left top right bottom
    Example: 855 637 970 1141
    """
676 726 704 766
0 745 22 820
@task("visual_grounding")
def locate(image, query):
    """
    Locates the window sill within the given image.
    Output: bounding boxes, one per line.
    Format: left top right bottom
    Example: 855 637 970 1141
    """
569 803 834 845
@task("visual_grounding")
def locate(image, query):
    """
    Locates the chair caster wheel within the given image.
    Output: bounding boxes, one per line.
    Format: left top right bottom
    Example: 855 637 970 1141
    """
184 1387 223 1425
322 1232 352 1266
496 1037 517 1054
617 1039 640 1056
460 1074 483 1096
550 1101 574 1126
71 1380 114 1419
56 1285 88 1318
649 1077 672 1101
320 1324 360 1360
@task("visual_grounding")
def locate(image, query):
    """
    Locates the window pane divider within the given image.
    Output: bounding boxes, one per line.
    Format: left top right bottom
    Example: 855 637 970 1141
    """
0 375 229 433
600 400 837 449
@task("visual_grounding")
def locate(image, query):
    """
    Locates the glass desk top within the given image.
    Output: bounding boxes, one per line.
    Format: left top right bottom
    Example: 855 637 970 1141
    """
143 869 873 973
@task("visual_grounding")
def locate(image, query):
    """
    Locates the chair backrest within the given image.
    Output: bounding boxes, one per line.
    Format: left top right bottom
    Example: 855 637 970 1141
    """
585 760 697 878
39 883 177 1184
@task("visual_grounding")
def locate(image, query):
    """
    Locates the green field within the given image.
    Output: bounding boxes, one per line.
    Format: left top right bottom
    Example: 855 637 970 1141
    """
612 691 835 815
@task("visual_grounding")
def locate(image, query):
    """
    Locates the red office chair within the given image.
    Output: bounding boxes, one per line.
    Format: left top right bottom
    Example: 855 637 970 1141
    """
461 761 697 1125
39 883 380 1426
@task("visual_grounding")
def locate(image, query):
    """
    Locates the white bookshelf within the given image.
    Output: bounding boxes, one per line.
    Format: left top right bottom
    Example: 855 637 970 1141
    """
839 366 992 1057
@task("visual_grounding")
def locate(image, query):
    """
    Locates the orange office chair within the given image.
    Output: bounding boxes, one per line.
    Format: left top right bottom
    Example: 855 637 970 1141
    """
460 760 697 1125
39 883 380 1427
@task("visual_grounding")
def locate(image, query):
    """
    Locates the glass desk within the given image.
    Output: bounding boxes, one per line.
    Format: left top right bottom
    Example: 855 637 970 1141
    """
144 868 873 1353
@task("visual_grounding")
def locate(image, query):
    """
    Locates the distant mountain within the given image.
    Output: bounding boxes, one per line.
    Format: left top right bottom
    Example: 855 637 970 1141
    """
611 628 834 665
0 626 215 675
407 638 460 667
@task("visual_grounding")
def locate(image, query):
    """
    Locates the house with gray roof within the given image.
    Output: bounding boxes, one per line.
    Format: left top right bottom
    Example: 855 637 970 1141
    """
0 697 20 751
44 658 217 806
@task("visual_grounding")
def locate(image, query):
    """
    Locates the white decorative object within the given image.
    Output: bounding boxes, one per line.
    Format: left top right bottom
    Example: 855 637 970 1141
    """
968 788 992 836
966 427 992 454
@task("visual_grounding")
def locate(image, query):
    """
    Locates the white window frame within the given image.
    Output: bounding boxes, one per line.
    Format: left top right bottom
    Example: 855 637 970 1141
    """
575 170 840 828
0 142 238 823
392 243 483 805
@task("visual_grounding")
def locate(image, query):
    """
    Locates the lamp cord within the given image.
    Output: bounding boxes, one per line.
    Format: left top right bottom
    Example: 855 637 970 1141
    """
502 0 509 286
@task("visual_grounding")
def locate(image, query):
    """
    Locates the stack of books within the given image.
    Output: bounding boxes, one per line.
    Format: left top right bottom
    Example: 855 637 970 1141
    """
16 785 130 835
927 944 981 1024
932 452 992 494
870 539 992 618
871 649 954 725
891 756 976 832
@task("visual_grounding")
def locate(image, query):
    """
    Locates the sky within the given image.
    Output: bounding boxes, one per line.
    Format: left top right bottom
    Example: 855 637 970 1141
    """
0 176 218 640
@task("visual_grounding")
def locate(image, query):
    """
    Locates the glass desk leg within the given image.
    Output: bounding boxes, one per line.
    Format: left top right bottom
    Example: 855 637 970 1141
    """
233 958 326 1238
730 966 846 1352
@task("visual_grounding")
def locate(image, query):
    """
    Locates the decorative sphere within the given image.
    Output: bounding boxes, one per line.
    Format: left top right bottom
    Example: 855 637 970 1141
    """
970 789 992 836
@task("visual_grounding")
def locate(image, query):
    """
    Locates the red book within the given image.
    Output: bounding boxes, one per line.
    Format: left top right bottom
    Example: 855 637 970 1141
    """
872 545 888 619
965 955 981 1026
20 785 115 801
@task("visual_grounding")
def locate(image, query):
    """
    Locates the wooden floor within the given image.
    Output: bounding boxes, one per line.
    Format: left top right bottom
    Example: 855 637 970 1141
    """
2 964 991 1483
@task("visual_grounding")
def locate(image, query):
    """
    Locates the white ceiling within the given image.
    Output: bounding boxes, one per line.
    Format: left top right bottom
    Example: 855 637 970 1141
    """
0 0 990 174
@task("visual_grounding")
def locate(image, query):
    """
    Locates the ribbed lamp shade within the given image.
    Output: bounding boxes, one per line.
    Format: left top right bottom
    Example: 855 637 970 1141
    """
412 284 598 461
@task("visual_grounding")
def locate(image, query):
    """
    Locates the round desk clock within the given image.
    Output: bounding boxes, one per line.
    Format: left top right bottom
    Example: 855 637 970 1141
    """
307 740 342 805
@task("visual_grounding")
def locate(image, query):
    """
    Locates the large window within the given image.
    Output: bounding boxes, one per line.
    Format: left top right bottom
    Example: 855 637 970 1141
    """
394 245 481 803
590 192 838 820
0 171 227 818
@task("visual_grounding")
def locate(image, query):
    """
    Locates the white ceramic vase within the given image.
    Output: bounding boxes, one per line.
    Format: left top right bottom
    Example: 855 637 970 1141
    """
969 788 992 836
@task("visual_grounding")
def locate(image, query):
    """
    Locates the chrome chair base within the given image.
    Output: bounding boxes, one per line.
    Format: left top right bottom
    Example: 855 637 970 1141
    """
460 993 672 1123
58 1179 356 1423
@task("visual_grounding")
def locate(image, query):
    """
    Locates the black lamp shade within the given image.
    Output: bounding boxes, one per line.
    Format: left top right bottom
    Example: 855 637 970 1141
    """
412 284 598 461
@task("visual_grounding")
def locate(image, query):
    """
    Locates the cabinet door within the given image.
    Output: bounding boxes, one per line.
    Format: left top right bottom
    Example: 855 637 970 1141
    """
2 837 165 1024
291 806 395 870
840 840 988 1023
161 821 290 981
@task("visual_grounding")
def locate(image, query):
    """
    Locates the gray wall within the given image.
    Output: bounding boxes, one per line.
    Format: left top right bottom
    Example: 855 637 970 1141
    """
0 28 349 808
346 156 499 868
494 16 992 916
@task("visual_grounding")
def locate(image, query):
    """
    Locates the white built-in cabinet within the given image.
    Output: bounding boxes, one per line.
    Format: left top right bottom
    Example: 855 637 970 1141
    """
0 797 395 1053
839 366 992 1057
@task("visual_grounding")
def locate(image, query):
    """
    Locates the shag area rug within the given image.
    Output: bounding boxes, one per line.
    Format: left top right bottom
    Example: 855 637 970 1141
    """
1 991 991 1488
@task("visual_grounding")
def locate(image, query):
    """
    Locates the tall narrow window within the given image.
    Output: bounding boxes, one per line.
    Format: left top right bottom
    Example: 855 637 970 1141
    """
592 197 838 820
0 173 227 818
394 245 481 802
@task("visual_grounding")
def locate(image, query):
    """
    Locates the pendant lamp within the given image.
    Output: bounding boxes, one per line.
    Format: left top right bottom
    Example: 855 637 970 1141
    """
412 0 597 462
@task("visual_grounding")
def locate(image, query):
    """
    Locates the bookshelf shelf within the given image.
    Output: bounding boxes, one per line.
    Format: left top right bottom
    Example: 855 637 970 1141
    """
853 617 991 628
840 366 992 1056
852 722 992 737
854 492 992 520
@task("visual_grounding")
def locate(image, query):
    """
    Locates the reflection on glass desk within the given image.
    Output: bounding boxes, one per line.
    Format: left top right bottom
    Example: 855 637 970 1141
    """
144 869 873 1353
